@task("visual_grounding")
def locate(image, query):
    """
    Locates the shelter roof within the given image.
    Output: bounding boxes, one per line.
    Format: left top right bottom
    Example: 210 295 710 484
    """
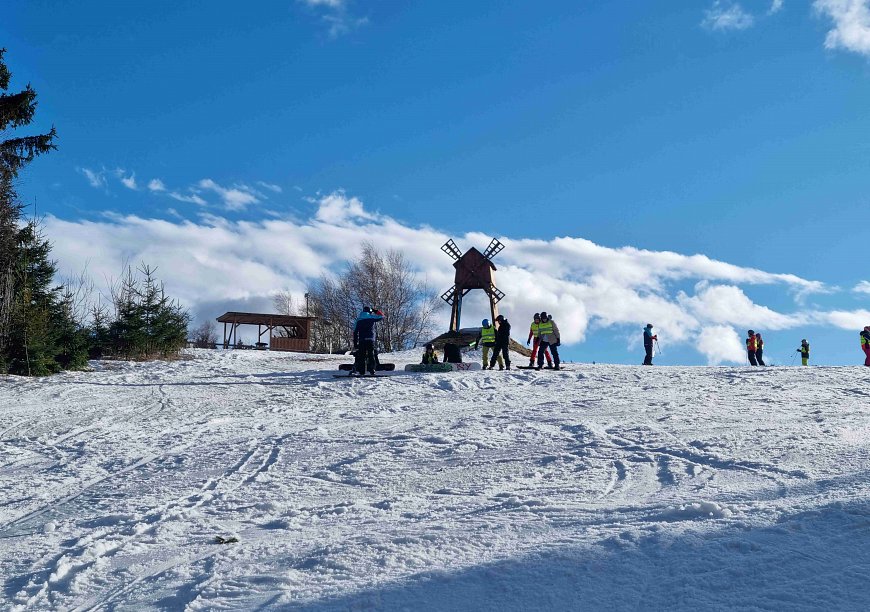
216 312 315 326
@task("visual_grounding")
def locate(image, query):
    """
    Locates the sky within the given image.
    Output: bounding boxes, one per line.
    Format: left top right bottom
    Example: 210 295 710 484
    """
2 0 870 365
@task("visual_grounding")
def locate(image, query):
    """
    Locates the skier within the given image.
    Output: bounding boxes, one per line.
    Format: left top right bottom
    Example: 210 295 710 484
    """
862 326 870 367
353 306 383 376
755 331 766 366
421 342 439 365
796 339 810 366
474 319 503 370
491 314 511 370
746 330 758 366
526 313 553 368
643 323 657 366
536 312 561 370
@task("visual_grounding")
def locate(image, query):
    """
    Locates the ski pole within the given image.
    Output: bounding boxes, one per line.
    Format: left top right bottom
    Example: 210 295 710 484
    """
654 339 662 356
789 352 797 366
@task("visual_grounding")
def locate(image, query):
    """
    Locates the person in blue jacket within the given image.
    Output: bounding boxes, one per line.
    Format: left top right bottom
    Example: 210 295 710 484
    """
643 323 657 366
353 306 383 375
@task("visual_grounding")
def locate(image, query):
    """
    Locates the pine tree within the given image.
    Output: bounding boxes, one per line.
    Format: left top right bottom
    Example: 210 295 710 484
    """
1 48 59 374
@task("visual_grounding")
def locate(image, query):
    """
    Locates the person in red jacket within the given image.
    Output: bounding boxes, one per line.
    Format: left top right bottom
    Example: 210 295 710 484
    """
746 330 758 366
526 313 553 368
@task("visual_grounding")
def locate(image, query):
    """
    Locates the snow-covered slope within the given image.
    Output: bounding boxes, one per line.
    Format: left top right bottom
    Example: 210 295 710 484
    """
2 350 870 611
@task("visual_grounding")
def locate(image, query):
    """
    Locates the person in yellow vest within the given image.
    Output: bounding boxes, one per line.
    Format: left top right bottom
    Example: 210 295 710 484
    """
421 343 439 365
796 339 810 366
536 311 561 370
754 331 766 366
474 319 503 370
861 326 870 367
526 313 553 368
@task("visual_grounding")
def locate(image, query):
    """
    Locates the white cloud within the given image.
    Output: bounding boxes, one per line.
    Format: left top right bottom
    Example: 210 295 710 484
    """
697 325 746 365
822 309 870 329
301 0 344 7
299 0 366 38
78 167 107 189
770 0 785 14
197 179 260 211
703 1 755 30
256 181 283 193
167 191 207 206
115 169 137 191
815 0 870 56
854 280 870 294
148 179 167 192
43 191 849 365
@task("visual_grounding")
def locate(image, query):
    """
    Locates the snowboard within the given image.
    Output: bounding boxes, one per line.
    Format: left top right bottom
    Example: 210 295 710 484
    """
516 365 560 370
338 363 395 372
404 362 482 373
332 373 383 379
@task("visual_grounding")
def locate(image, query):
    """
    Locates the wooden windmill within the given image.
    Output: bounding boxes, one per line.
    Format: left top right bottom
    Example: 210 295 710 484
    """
440 238 505 332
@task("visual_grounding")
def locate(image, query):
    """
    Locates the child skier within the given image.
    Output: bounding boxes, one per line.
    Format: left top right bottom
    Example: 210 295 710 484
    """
527 313 553 368
353 306 383 376
421 343 439 365
796 339 810 366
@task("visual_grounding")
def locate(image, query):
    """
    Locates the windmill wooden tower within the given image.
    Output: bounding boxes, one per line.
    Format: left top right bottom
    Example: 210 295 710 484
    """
440 238 505 332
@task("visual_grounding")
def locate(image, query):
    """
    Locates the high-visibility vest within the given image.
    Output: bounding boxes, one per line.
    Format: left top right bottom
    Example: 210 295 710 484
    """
801 343 810 357
530 322 541 338
538 320 554 336
481 325 496 343
756 335 764 349
861 332 870 347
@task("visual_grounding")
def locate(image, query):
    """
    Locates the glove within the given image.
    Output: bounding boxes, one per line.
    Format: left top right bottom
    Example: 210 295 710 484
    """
652 335 658 341
469 342 477 348
526 340 530 346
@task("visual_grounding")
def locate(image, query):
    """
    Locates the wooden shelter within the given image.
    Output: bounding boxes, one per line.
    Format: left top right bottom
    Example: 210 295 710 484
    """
216 312 314 352
440 238 506 332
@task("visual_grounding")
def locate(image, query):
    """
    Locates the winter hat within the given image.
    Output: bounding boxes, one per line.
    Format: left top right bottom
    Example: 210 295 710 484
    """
646 323 653 328
533 313 540 319
482 319 490 327
495 315 504 322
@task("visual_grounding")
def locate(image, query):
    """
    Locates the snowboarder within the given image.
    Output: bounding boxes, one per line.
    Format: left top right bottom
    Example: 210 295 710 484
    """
491 314 511 370
536 312 561 370
353 306 383 376
862 326 870 367
643 323 657 366
796 339 810 366
443 341 463 364
746 330 759 366
755 332 766 366
421 343 439 365
474 319 503 370
527 313 553 368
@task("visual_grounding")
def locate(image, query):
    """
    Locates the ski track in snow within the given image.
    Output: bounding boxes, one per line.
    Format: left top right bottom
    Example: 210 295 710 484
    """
2 350 870 610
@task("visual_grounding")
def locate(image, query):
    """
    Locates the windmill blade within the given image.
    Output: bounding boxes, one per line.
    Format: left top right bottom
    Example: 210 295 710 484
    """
440 286 457 305
487 283 506 304
441 239 462 261
483 238 504 260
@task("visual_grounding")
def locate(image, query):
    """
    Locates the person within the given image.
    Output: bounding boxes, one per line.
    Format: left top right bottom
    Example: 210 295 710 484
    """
755 331 766 366
353 306 383 376
421 342 439 365
796 339 810 366
862 326 870 367
491 314 511 370
475 319 503 370
536 311 561 370
443 341 462 364
643 323 657 366
746 330 758 366
527 313 553 368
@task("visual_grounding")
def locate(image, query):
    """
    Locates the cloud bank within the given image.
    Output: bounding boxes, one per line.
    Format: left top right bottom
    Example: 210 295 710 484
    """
43 192 867 364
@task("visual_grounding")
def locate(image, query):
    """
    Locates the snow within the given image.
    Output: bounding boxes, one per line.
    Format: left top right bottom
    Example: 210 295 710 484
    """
2 349 870 610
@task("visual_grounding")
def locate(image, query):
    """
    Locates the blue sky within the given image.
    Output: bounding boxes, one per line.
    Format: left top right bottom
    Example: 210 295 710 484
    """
3 0 869 365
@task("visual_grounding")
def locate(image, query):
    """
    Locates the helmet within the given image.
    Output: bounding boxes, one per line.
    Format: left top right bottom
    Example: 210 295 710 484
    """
533 313 540 319
646 323 653 328
363 306 372 313
495 314 504 322
540 311 548 319
425 343 434 350
748 330 755 335
482 319 489 327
